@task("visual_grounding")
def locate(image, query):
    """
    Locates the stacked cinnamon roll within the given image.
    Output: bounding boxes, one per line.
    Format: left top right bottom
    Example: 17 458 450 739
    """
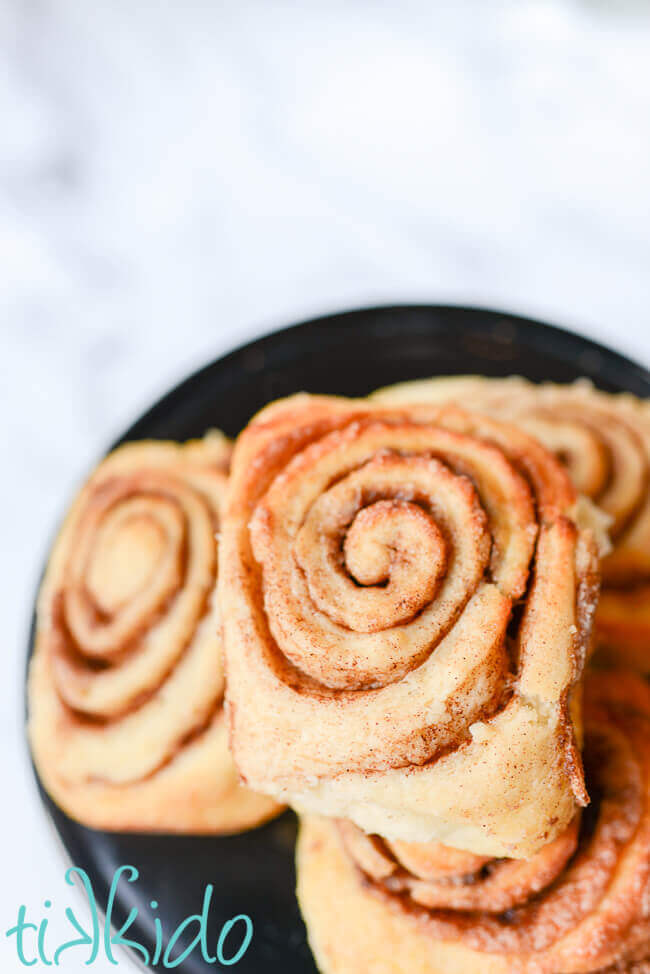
217 388 650 971
28 434 281 833
219 394 602 856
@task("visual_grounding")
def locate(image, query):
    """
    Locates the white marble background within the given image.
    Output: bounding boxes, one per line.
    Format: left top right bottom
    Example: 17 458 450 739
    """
2 0 650 969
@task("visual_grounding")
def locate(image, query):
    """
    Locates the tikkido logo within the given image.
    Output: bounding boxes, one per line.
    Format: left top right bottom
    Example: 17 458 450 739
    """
5 865 253 968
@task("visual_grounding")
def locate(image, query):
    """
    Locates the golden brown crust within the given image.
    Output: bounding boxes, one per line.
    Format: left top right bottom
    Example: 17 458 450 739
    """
28 435 281 833
338 816 581 914
297 672 650 974
221 394 600 856
373 376 650 672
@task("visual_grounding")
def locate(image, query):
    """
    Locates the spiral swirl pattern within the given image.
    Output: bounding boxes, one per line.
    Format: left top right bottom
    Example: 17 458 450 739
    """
220 395 600 856
374 376 650 671
297 672 650 974
28 435 280 833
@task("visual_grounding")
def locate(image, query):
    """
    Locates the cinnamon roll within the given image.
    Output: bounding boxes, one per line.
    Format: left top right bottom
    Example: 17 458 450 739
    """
297 671 650 974
373 376 650 672
28 435 281 833
220 394 600 857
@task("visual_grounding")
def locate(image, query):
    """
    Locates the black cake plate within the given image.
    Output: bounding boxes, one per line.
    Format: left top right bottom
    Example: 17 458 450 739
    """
27 305 650 973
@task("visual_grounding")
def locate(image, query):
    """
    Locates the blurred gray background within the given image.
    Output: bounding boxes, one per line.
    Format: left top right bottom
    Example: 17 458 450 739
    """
2 2 650 969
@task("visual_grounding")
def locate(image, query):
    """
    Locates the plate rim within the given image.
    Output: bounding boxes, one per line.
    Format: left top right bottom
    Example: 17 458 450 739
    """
120 302 650 446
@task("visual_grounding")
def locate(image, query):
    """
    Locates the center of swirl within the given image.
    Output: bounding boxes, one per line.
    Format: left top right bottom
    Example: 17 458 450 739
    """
87 505 171 613
333 499 447 631
293 457 478 638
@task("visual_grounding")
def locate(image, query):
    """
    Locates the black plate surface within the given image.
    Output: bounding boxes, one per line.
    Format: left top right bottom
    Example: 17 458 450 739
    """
28 305 650 973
